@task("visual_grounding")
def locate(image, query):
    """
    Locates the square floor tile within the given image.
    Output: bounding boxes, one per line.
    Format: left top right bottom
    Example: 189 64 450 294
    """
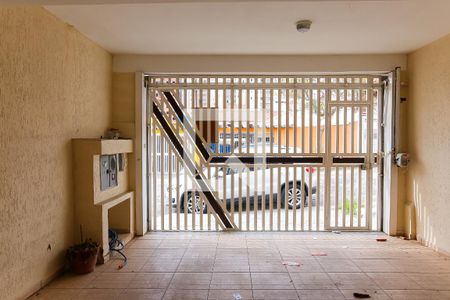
252 289 299 299
250 261 287 273
141 260 180 273
296 289 345 300
30 288 79 300
318 259 361 273
123 248 155 258
163 289 209 300
128 273 173 289
130 240 162 249
87 273 135 289
150 249 186 259
210 273 251 289
177 261 214 273
290 273 335 290
47 272 97 289
78 288 123 300
352 259 400 272
366 273 422 290
284 258 324 273
208 289 253 300
214 262 250 273
169 273 212 289
406 273 450 290
103 258 147 273
251 273 294 290
328 273 379 290
437 290 450 300
119 289 165 300
384 289 442 300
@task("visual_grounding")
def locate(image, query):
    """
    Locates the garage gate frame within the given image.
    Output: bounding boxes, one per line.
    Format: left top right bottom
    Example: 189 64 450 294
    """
147 74 385 232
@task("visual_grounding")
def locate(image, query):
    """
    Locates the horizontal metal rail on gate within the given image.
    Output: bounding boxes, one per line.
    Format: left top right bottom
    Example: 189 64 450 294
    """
209 156 323 164
332 157 366 164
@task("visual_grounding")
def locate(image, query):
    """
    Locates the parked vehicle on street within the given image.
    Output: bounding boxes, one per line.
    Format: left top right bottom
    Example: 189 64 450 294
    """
171 143 317 213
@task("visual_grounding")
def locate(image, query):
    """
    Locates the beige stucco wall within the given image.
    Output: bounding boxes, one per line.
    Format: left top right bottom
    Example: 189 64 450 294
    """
113 54 406 73
112 72 135 139
406 34 450 254
111 72 136 195
0 6 112 300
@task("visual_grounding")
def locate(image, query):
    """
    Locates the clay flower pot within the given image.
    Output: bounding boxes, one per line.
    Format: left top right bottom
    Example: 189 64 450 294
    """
66 240 99 275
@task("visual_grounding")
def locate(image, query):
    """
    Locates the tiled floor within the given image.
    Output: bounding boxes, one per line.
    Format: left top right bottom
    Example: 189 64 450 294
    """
32 232 450 299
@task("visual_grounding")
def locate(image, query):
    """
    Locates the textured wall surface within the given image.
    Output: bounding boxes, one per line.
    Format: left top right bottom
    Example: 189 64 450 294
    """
113 54 407 73
407 34 450 254
111 72 136 193
112 72 135 139
0 7 112 299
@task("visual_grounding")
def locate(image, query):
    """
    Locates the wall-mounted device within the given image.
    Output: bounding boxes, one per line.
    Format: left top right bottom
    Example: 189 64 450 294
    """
100 154 118 190
395 153 410 168
118 153 127 171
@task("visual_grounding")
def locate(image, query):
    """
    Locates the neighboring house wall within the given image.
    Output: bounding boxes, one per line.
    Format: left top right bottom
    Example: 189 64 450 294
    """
0 7 112 300
216 125 356 153
406 33 450 254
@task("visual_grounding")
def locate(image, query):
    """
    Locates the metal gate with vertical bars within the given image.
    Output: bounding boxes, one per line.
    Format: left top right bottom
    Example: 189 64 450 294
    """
147 74 383 232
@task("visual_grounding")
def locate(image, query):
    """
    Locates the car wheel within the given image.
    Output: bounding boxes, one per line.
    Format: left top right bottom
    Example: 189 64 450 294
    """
281 182 306 209
183 192 207 214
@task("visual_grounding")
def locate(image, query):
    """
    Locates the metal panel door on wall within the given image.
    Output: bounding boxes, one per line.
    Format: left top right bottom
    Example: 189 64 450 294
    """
147 74 383 232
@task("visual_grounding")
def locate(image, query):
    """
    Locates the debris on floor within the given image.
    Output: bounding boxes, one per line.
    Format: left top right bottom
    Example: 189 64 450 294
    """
376 238 387 242
282 261 300 266
311 251 327 256
353 292 371 298
332 230 341 234
233 293 242 300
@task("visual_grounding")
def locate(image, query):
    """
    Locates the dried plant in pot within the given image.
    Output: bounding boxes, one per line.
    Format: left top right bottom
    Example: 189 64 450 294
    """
66 239 99 274
66 227 99 274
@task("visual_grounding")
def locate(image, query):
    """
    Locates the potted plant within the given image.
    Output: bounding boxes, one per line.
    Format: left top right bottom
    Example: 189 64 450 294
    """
65 227 100 274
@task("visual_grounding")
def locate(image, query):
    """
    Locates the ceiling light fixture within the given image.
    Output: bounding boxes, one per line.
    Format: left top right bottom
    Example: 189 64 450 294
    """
296 20 312 33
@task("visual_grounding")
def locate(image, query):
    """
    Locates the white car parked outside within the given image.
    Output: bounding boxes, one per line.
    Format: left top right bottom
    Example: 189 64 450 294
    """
171 143 317 213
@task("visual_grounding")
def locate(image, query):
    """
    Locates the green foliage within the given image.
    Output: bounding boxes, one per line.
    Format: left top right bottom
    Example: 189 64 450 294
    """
338 198 365 215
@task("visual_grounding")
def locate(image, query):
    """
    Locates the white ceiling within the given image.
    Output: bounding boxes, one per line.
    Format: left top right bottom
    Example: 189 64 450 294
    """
44 0 450 55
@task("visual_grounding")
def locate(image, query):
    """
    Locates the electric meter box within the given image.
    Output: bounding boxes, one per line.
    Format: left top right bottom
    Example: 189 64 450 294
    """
100 154 118 190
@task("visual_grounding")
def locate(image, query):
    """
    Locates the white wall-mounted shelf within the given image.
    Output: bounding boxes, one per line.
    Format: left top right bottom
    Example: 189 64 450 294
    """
72 138 134 260
73 138 133 155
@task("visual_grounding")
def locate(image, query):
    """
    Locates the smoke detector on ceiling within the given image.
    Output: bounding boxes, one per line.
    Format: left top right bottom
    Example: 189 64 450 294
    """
296 20 312 33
